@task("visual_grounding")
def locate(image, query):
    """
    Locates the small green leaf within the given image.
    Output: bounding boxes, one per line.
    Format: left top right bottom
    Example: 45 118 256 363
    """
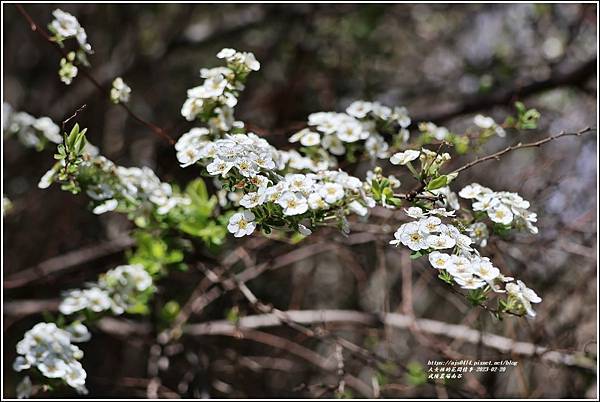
426 175 448 191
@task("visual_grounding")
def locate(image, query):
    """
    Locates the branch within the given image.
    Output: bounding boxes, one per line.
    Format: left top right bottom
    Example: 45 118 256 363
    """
451 127 596 175
4 235 134 289
185 309 597 372
413 58 597 123
15 4 175 144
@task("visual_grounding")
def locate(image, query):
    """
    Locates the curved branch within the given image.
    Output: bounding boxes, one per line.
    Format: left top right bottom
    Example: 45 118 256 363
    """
451 127 596 175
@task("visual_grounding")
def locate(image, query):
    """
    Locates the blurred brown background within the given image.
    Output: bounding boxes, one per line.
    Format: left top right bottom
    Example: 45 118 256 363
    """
2 3 598 398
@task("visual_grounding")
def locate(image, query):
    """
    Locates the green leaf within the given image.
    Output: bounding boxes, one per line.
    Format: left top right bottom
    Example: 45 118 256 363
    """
426 175 448 191
410 250 425 259
405 361 428 386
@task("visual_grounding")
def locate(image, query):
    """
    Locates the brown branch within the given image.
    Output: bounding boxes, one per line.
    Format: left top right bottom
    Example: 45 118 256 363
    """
15 4 175 144
451 127 596 175
413 57 597 123
185 309 597 371
3 235 134 289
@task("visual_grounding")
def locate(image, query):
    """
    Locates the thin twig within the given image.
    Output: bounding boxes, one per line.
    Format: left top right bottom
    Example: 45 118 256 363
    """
451 127 595 175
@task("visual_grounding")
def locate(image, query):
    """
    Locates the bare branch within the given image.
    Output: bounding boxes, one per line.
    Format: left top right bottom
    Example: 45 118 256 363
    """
451 127 596 175
185 309 597 371
4 235 134 289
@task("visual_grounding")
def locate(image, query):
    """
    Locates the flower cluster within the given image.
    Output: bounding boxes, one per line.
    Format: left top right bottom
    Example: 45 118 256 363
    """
40 148 191 217
13 322 88 394
229 169 373 237
48 9 93 53
58 52 79 85
459 183 538 233
60 264 153 316
110 77 131 104
48 9 93 85
180 48 259 133
175 128 372 237
390 205 542 317
3 103 62 149
292 100 411 160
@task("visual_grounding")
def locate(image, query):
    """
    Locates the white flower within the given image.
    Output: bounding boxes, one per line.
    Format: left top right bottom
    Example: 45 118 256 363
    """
177 146 202 168
348 200 369 217
240 191 266 208
489 204 514 225
433 126 449 140
319 182 345 204
455 275 486 290
66 322 91 343
447 255 473 278
419 216 441 233
13 356 31 372
38 168 57 189
181 98 204 121
286 174 314 194
473 114 495 129
405 206 426 219
300 131 321 146
472 194 500 211
365 134 389 159
397 222 428 251
33 117 62 143
428 252 452 269
298 224 312 236
65 362 87 388
238 51 261 71
277 192 308 216
59 57 78 85
337 121 364 143
59 290 89 315
110 77 131 104
216 48 237 59
37 356 69 378
50 9 80 37
83 288 112 312
308 193 327 210
92 199 118 215
458 183 489 199
199 74 228 98
506 280 542 317
471 259 500 281
390 150 420 165
346 101 373 118
235 158 258 177
322 134 346 155
207 158 234 176
469 222 489 247
227 211 256 237
426 234 456 250
264 182 287 203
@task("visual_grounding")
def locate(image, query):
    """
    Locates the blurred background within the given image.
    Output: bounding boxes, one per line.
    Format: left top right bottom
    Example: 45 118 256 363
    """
2 3 598 398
